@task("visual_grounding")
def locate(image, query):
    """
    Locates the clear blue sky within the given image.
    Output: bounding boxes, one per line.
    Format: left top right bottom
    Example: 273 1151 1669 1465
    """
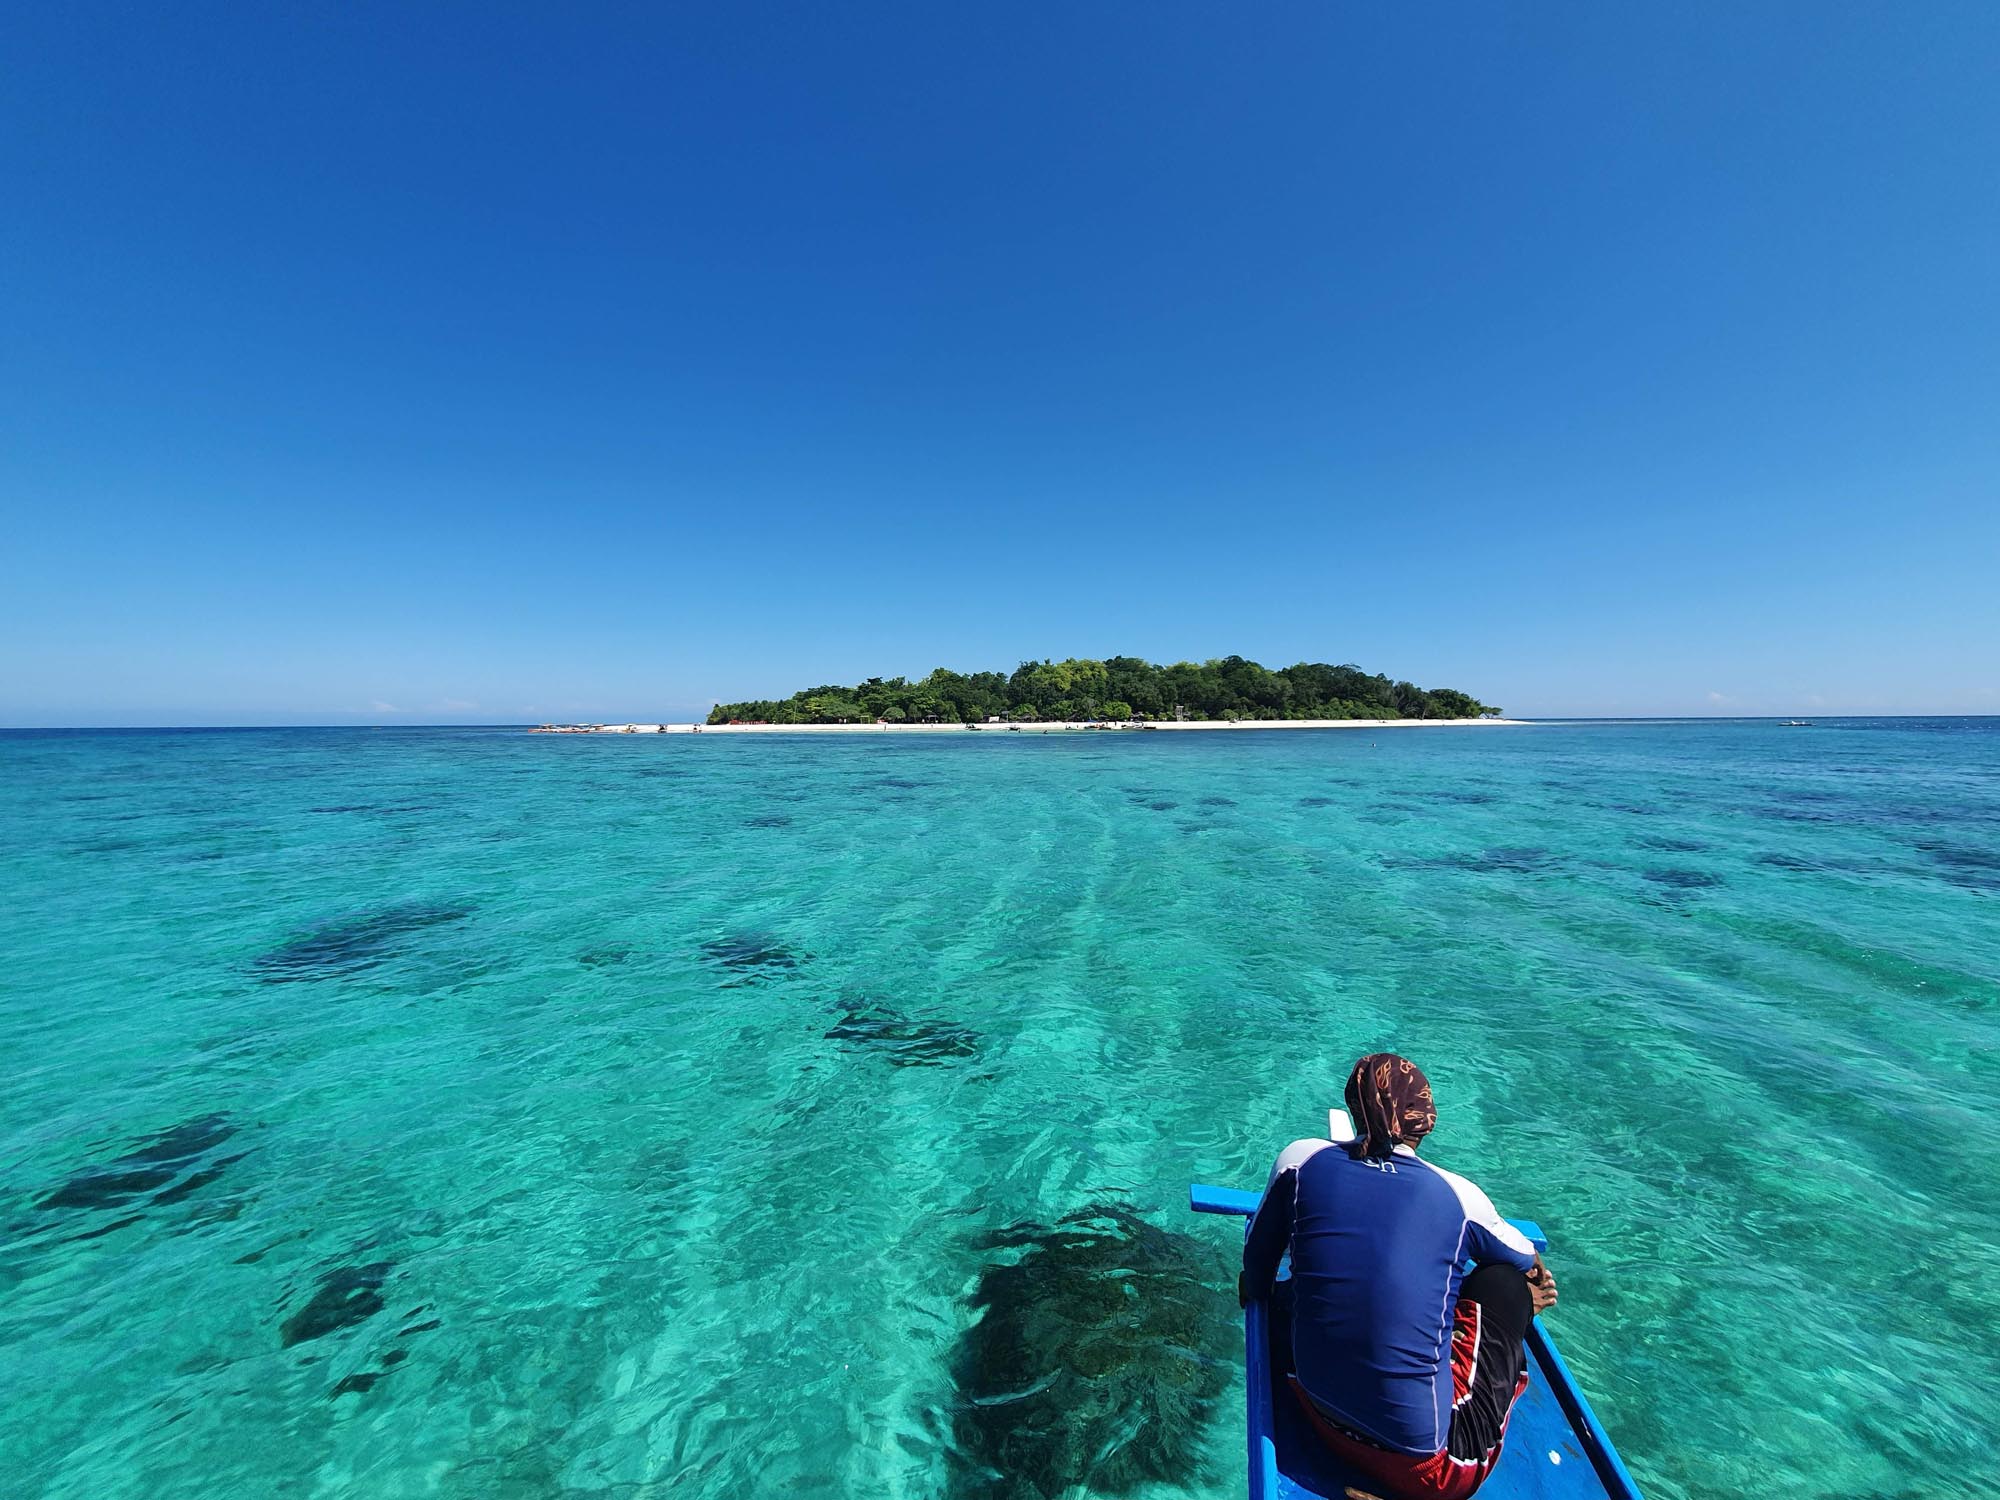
4 3 1996 725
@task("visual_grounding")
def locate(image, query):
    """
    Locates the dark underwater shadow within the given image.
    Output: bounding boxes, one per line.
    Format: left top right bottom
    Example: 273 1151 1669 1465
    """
7 1113 251 1256
1381 846 1560 875
1643 867 1724 890
1636 835 1710 853
251 903 473 983
276 1257 448 1399
824 1000 979 1066
699 931 808 984
949 1203 1233 1499
281 1261 394 1347
35 1114 240 1213
1913 838 2000 892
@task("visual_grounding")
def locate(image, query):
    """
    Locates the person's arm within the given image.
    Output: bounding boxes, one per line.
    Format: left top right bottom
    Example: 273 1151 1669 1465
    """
1240 1139 1325 1305
1240 1169 1294 1304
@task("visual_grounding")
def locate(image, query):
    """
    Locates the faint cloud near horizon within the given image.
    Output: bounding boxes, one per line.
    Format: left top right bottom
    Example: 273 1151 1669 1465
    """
439 698 479 712
368 700 400 714
1705 690 1734 706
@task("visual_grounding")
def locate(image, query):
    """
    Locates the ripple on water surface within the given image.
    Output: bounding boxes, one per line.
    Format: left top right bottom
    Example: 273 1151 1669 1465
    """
0 720 1997 1500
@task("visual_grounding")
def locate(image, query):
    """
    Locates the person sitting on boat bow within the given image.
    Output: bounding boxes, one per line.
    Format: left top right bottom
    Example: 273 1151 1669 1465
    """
1240 1053 1557 1500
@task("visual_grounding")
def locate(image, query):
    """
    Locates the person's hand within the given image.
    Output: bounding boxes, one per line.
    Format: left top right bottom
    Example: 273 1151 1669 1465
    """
1527 1254 1558 1316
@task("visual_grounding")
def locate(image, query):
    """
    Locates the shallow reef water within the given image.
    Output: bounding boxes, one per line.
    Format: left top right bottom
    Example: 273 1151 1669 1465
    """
951 1205 1234 1499
251 902 472 982
1 719 1997 1500
699 930 807 978
824 1000 980 1066
36 1114 240 1213
280 1261 394 1348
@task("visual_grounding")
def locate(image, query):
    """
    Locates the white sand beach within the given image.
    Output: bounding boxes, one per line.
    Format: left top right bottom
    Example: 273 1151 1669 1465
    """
533 718 1526 735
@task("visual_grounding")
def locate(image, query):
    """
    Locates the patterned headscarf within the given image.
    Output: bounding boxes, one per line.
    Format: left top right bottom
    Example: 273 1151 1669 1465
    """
1343 1053 1437 1159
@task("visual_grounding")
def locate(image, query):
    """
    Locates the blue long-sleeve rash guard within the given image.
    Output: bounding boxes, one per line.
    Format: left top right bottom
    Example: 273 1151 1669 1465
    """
1243 1139 1538 1457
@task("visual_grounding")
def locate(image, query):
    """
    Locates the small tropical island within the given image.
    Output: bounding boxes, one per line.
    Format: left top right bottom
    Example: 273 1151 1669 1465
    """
708 656 1498 725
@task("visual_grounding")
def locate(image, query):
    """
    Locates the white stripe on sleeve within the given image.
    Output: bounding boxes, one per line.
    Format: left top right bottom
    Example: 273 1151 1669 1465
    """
1415 1158 1537 1261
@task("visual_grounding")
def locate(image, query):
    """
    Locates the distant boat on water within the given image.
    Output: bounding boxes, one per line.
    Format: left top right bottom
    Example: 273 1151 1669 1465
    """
1780 719 1814 727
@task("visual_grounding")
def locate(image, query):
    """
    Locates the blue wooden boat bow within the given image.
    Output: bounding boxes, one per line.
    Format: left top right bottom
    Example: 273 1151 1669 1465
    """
1190 1182 1642 1500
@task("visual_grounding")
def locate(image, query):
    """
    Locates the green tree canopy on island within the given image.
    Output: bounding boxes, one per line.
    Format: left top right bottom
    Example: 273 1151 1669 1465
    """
707 656 1498 725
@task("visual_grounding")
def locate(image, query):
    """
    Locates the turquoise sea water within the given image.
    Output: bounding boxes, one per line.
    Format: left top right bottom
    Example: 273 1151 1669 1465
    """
2 721 1996 1500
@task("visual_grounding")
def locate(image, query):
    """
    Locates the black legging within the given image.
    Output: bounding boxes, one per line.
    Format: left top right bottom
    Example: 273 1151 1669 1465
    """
1445 1264 1532 1461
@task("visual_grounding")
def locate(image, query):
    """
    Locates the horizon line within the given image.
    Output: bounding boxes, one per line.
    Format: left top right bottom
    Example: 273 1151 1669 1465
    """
4 713 1998 732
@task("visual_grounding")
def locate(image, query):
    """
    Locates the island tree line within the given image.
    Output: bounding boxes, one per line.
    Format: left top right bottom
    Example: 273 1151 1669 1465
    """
707 656 1497 725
